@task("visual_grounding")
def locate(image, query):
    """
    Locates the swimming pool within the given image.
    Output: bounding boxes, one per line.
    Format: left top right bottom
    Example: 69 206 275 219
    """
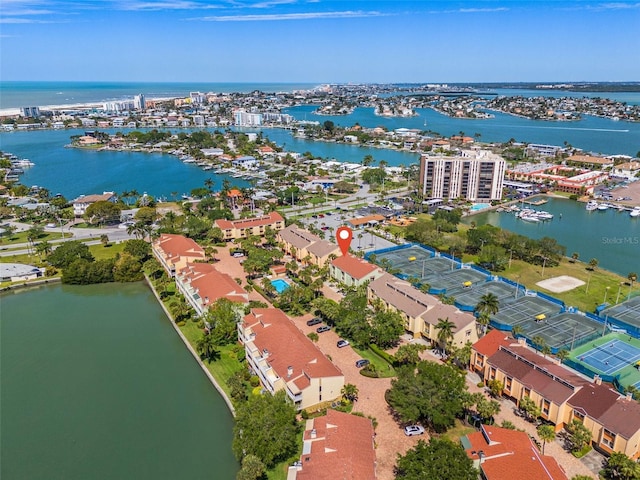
470 203 491 211
271 279 291 294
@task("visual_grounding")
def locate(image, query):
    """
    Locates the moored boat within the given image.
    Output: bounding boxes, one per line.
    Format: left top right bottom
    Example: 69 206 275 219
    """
585 200 598 211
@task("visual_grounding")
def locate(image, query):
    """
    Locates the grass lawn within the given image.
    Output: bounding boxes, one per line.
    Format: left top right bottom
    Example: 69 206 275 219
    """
438 419 476 443
498 258 629 313
177 320 244 400
353 347 396 378
0 231 64 246
89 242 125 260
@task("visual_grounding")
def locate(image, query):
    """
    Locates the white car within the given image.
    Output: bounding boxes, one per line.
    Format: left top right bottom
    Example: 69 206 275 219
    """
404 425 425 436
337 339 350 348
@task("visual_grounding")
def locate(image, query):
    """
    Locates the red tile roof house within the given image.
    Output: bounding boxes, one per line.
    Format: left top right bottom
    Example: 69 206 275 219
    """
329 254 384 287
175 263 249 316
213 211 285 241
474 338 640 459
462 424 568 480
239 308 344 410
470 329 514 374
288 409 376 480
152 234 205 277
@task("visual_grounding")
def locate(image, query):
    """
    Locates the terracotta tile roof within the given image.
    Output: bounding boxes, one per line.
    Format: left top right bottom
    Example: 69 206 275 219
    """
243 309 342 382
296 410 376 480
214 211 283 231
567 154 612 165
487 349 577 405
331 255 379 280
465 425 567 480
178 263 248 307
473 329 513 357
154 234 205 260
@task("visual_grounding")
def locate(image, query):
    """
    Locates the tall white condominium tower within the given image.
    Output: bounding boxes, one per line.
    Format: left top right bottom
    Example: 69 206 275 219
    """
134 94 146 110
419 150 506 201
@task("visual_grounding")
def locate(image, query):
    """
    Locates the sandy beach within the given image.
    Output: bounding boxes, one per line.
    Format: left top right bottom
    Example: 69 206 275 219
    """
0 97 178 117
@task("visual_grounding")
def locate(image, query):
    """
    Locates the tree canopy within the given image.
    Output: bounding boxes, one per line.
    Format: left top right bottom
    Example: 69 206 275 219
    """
232 391 299 469
395 438 477 480
387 361 468 433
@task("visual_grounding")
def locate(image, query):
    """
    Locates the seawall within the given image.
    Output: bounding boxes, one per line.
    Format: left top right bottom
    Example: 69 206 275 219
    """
144 274 236 416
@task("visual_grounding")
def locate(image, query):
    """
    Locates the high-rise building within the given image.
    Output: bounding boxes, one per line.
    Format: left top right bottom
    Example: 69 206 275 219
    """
134 94 146 110
20 106 40 117
419 150 506 201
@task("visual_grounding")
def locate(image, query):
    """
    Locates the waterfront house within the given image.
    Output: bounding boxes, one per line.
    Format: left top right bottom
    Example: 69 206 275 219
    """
152 234 205 277
175 263 249 316
72 191 117 216
367 272 478 348
610 161 640 181
289 409 376 480
329 255 383 287
277 225 340 267
213 211 284 241
0 263 46 282
239 308 344 410
463 425 568 480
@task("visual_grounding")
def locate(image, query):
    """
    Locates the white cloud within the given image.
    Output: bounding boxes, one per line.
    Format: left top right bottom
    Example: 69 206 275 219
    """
593 2 640 9
194 10 388 21
118 1 223 11
457 7 509 13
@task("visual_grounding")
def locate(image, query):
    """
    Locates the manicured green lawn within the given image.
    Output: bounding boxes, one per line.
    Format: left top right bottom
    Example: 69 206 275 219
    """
498 258 629 313
0 230 63 246
89 242 125 260
353 347 396 378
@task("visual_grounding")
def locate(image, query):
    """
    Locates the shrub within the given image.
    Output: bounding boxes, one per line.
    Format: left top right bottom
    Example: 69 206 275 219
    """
370 344 395 365
249 375 261 387
176 321 186 327
477 381 485 388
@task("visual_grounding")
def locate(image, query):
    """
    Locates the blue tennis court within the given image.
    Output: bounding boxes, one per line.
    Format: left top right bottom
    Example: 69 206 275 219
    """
579 339 640 376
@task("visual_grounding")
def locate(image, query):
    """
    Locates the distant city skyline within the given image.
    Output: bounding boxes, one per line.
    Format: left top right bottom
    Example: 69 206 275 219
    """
1 0 639 83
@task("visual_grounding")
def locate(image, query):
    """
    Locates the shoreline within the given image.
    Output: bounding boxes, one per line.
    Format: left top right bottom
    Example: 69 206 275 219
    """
143 274 236 416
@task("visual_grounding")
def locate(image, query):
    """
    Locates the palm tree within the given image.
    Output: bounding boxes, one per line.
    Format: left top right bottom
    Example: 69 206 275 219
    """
628 272 637 289
556 349 569 362
204 178 214 194
532 335 546 352
477 312 491 337
570 252 579 263
436 317 456 356
196 333 218 363
511 325 523 339
476 293 500 316
35 240 52 259
588 258 599 271
341 383 359 403
537 424 556 455
100 234 109 247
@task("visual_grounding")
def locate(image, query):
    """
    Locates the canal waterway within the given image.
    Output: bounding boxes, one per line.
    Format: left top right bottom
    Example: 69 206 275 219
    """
0 282 238 480
463 197 640 277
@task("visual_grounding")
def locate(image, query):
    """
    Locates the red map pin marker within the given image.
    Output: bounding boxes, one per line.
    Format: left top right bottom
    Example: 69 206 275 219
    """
336 226 353 256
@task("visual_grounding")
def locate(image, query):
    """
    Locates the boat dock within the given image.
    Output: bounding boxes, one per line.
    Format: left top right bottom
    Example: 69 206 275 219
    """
523 198 548 206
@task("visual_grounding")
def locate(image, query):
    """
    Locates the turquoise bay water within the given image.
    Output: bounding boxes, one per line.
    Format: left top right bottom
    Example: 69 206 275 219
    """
0 283 238 480
0 129 248 200
464 197 640 276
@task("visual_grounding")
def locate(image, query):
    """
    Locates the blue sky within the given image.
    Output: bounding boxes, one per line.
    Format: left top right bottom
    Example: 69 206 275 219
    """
1 0 639 82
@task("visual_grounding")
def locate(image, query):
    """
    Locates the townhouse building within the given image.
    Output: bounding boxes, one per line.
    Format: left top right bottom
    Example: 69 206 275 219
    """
367 272 478 348
239 308 344 410
472 336 640 459
214 211 285 241
289 410 376 480
329 255 383 288
175 263 249 316
277 225 340 267
152 234 205 277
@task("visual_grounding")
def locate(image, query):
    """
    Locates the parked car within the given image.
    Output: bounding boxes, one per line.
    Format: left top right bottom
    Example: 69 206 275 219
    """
337 339 350 348
355 359 370 368
306 317 322 326
316 325 330 333
404 425 425 436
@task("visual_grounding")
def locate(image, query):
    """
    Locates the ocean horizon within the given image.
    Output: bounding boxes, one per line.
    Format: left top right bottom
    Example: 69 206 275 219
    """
0 81 321 111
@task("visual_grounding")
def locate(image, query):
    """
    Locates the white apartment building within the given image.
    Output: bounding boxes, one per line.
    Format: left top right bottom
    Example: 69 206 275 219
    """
419 150 506 201
234 109 263 126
